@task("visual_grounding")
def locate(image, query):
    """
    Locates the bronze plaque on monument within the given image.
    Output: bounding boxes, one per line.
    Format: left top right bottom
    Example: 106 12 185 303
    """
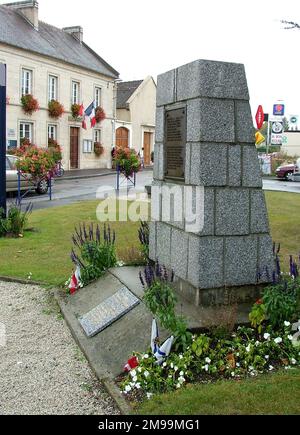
165 107 186 180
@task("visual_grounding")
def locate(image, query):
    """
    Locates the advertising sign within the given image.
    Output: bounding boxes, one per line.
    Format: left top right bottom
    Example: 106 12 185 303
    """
273 104 285 117
271 121 283 145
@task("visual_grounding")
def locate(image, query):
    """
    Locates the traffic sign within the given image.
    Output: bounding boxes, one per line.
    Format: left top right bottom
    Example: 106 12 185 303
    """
273 104 285 117
255 132 265 146
255 106 265 130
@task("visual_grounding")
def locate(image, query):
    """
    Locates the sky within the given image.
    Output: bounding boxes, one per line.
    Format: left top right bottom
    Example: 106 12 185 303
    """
3 0 300 118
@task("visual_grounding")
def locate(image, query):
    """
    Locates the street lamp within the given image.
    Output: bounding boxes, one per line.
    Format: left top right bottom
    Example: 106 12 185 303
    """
0 63 6 216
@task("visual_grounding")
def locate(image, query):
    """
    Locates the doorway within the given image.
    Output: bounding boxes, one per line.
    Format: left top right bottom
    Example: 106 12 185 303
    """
143 132 152 166
70 127 79 169
116 127 129 148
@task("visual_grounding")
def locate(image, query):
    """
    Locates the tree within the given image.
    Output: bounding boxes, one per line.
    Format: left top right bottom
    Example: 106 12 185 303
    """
283 117 290 132
281 20 300 29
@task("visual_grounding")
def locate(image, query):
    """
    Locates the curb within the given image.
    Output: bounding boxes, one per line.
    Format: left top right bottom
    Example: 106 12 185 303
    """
56 167 153 182
54 289 132 415
0 276 45 286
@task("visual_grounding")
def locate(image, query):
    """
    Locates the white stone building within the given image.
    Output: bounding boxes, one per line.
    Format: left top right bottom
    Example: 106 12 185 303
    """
116 77 156 165
0 1 119 170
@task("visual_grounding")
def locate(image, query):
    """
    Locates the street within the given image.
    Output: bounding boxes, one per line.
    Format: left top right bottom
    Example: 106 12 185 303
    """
7 172 300 211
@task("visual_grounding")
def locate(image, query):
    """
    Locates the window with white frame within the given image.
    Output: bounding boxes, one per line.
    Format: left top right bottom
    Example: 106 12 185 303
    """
94 129 101 143
48 75 58 101
48 124 57 141
83 139 93 153
95 87 102 107
20 122 33 143
22 69 32 95
72 81 80 105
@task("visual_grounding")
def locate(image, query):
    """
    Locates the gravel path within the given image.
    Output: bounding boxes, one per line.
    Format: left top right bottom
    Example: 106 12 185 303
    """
0 281 119 415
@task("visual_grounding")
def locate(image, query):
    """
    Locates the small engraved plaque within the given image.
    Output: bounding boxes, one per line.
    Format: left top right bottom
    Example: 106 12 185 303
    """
165 107 186 179
79 287 140 338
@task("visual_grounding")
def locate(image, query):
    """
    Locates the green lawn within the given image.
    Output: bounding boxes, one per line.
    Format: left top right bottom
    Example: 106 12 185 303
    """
0 191 299 285
138 369 300 415
0 200 143 286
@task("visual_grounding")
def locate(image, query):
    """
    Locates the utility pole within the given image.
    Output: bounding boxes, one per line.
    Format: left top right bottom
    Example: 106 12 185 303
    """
0 63 6 216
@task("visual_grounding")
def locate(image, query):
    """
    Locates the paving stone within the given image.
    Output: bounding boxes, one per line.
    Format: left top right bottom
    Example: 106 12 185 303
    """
228 144 242 186
225 236 258 286
157 69 175 107
242 146 263 188
251 190 270 234
187 98 235 143
216 189 250 236
176 59 250 101
171 229 189 280
188 236 224 289
189 143 228 186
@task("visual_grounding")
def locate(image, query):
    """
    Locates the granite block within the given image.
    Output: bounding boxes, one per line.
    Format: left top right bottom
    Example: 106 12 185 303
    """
171 228 189 280
153 143 164 181
157 69 175 107
250 190 270 234
228 145 242 186
156 222 172 267
235 100 255 144
225 236 258 286
176 59 250 101
185 186 214 236
155 106 164 142
161 183 185 230
187 98 235 143
188 236 224 289
242 146 263 188
216 189 250 236
189 143 228 186
185 143 192 184
258 234 275 283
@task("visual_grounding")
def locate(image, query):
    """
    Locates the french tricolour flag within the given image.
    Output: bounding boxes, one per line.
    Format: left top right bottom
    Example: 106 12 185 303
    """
84 101 96 128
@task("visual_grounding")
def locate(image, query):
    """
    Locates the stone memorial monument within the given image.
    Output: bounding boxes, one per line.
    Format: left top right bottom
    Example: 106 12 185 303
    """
150 59 274 306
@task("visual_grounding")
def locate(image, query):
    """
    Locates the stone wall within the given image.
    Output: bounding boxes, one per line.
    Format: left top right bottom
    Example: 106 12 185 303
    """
150 59 274 306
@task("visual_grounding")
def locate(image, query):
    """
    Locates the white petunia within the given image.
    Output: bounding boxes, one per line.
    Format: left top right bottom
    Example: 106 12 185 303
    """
138 367 142 373
291 358 297 365
255 341 260 347
205 358 211 364
274 337 283 344
284 321 291 327
180 371 184 377
204 365 209 372
124 385 132 393
288 335 293 341
264 333 271 341
170 363 174 369
143 354 149 360
130 370 137 378
174 366 179 372
231 372 235 377
269 365 274 371
136 383 141 389
146 393 153 400
144 371 150 378
246 345 251 353
236 363 240 368
265 355 270 360
179 355 184 360
176 383 181 389
162 362 167 368
133 376 138 383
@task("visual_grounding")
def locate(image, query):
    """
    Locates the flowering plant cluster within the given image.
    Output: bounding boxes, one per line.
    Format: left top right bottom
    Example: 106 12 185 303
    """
70 223 117 287
95 106 106 123
121 323 300 399
114 147 141 178
71 103 82 119
48 100 64 119
48 139 62 163
138 221 150 262
16 145 56 180
94 142 104 157
21 94 39 115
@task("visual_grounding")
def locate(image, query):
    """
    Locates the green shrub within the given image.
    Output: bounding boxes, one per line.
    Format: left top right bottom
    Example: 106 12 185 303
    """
0 203 33 237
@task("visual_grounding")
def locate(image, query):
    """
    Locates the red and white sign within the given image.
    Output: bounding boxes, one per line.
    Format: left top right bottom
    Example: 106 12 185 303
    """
255 105 265 130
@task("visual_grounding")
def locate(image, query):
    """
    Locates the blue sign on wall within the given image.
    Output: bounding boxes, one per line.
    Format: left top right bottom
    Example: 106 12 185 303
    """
273 104 285 116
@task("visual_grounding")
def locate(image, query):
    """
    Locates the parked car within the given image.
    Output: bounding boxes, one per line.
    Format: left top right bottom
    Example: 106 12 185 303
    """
276 158 300 181
6 154 49 194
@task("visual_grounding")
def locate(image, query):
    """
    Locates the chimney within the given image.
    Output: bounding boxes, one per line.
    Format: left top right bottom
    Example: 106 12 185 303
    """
5 1 39 30
62 26 83 44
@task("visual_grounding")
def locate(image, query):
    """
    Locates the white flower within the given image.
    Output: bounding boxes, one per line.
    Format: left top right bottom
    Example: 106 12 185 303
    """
130 370 137 378
284 321 291 327
269 365 274 371
179 355 183 360
249 366 254 372
250 372 256 377
143 354 149 360
135 383 141 389
264 333 271 341
236 353 240 357
291 358 297 365
236 363 240 368
176 383 181 389
162 362 167 368
204 365 209 372
170 363 174 369
133 376 138 383
146 393 153 400
265 355 270 360
246 345 251 353
231 372 235 377
168 375 172 379
255 341 260 347
174 366 179 372
144 371 150 378
138 367 142 373
285 366 292 370
274 337 283 344
288 335 293 341
205 358 211 364
124 385 132 393
179 371 184 377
